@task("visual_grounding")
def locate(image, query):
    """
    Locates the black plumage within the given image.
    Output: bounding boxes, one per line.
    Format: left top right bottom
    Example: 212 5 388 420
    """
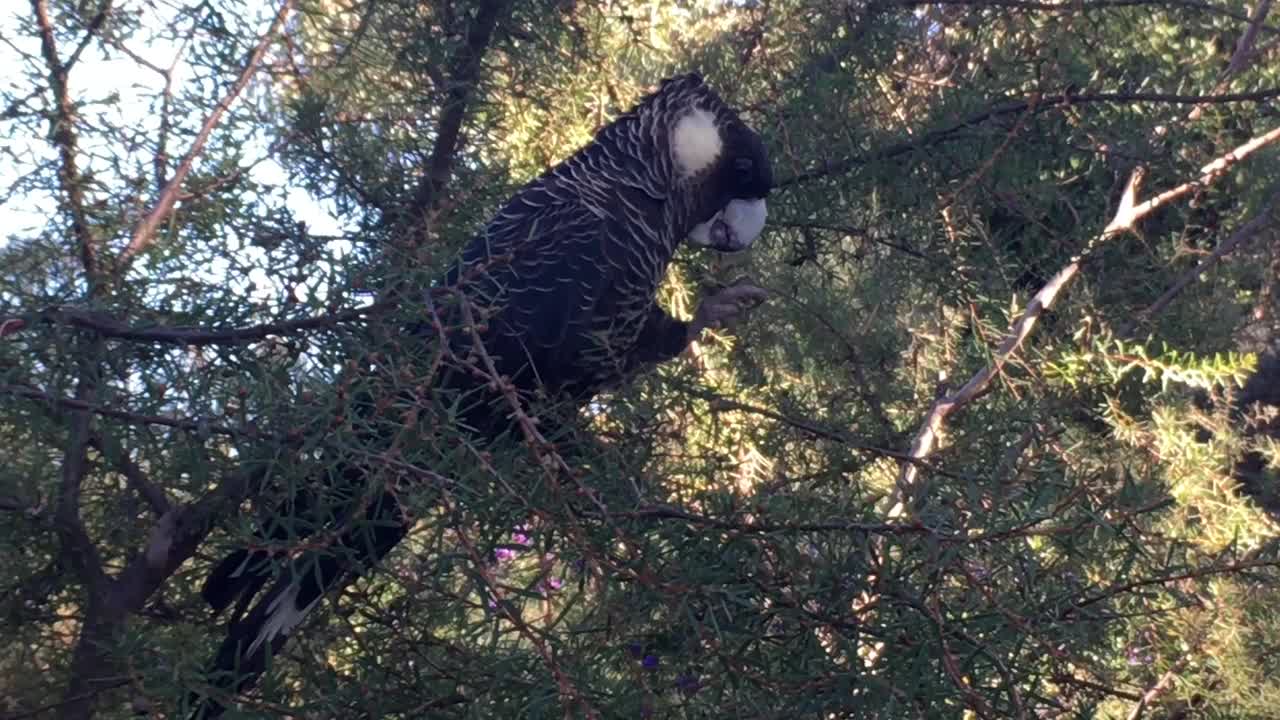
191 72 772 717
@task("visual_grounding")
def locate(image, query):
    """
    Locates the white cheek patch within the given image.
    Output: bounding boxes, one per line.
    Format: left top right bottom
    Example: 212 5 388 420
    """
671 108 723 177
722 198 767 249
687 198 768 252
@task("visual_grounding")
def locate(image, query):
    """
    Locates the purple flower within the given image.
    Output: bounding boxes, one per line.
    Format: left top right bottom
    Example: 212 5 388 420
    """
642 654 659 670
626 642 644 659
1126 646 1153 666
675 673 701 696
494 547 517 563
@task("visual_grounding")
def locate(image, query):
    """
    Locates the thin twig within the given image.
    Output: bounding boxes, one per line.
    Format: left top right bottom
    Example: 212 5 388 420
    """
1 300 392 344
772 221 929 259
119 0 294 268
892 0 1280 35
0 680 132 720
779 88 1280 189
1136 192 1280 325
927 598 997 720
892 123 1280 503
1 383 248 438
1072 559 1280 611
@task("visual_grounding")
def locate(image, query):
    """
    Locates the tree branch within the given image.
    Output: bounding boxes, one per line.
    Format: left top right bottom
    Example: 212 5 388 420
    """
892 0 1280 35
118 0 294 269
88 433 172 517
108 462 264 624
405 0 512 226
54 377 108 593
31 0 99 293
62 1 113 75
777 88 1280 189
1136 191 1280 326
1 383 249 438
892 122 1280 506
1104 124 1280 235
1 300 393 344
1225 0 1273 79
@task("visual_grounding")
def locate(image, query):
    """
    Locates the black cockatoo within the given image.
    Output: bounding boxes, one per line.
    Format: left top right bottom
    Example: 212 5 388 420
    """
191 72 772 717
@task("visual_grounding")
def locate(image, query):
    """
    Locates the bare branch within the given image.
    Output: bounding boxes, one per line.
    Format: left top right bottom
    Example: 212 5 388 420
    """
893 259 1079 508
890 121 1280 509
118 0 294 268
1225 0 1273 78
1105 124 1280 236
31 0 100 293
107 463 267 628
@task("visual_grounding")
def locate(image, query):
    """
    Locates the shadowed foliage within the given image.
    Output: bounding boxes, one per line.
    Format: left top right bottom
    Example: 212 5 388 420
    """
2 1 1279 719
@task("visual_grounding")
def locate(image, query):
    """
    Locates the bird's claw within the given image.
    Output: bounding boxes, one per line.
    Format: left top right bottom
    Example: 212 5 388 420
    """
689 285 769 340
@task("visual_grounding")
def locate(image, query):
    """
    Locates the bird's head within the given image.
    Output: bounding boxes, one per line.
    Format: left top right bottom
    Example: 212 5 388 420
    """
658 73 773 253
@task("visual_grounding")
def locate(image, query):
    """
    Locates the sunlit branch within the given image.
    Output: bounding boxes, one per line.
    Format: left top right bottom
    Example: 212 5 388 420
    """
119 0 295 269
893 122 1280 504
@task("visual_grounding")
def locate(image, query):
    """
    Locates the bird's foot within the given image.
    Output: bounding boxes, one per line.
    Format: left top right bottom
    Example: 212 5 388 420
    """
689 284 769 341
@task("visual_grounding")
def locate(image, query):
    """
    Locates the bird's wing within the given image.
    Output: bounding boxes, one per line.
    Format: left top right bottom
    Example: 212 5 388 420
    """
452 189 623 389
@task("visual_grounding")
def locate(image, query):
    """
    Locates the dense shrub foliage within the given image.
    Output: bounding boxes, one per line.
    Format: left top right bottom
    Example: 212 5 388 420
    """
2 1 1279 718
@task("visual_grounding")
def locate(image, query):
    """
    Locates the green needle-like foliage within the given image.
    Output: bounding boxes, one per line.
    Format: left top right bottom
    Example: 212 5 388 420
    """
2 1 1279 718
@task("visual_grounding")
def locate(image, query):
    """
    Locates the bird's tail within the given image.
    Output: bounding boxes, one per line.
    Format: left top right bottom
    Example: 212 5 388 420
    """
188 488 408 719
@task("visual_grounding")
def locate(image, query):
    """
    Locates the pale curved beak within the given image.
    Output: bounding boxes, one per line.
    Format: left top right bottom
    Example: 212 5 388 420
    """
687 198 768 252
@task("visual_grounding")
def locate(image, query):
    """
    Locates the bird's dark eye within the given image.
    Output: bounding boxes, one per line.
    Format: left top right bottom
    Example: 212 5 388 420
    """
734 157 754 175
